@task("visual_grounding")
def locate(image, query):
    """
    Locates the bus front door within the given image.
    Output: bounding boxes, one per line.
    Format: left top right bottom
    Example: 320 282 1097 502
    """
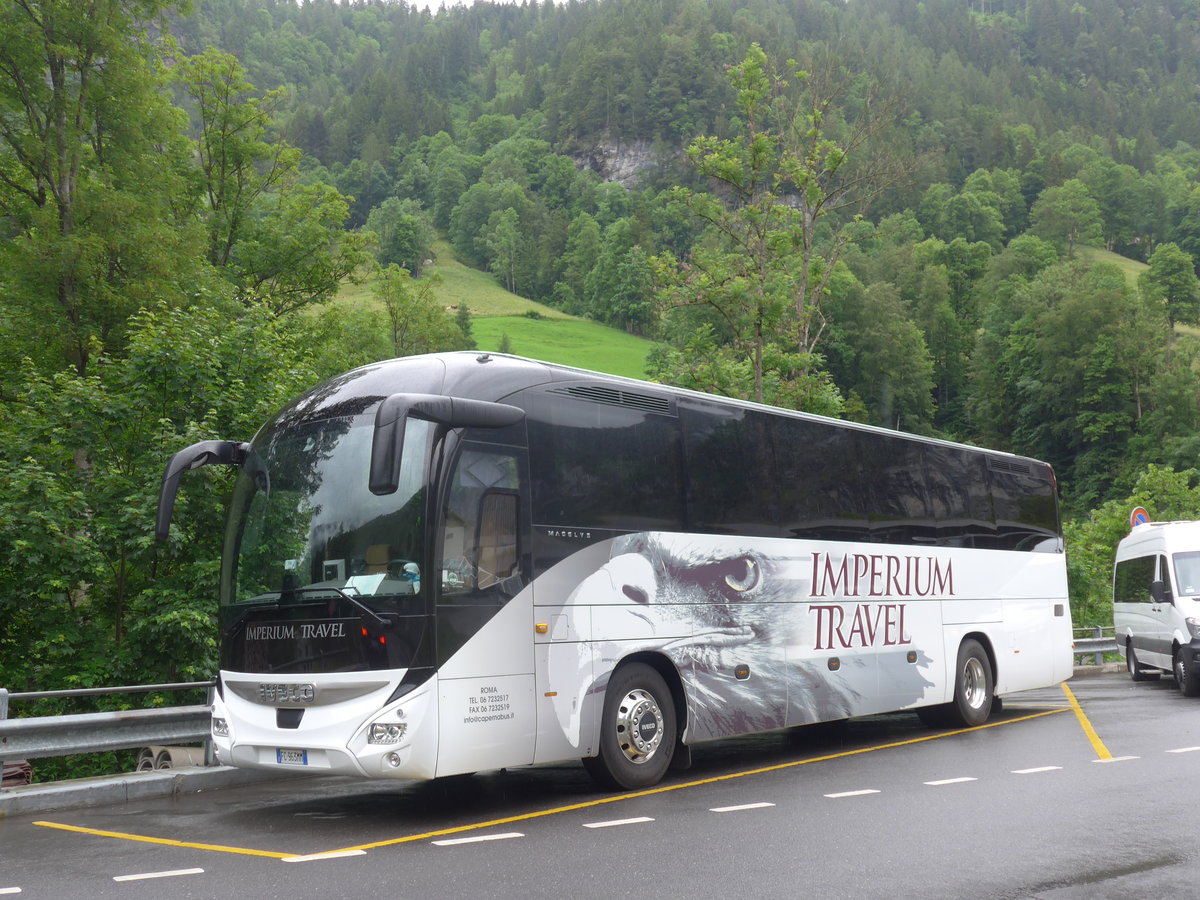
433 443 535 776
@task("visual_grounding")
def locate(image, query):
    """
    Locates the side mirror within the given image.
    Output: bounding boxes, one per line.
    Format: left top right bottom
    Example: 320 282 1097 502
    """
369 393 524 495
1150 580 1166 604
156 440 250 541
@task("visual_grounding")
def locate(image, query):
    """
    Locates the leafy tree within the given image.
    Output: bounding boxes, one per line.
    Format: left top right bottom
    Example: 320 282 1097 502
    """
979 234 1060 293
297 303 392 380
586 238 656 335
963 168 1027 239
173 48 295 270
559 212 603 308
969 258 1142 508
485 207 522 293
654 44 911 408
1029 179 1103 255
455 304 477 349
375 265 470 356
429 141 476 231
824 272 934 430
1073 334 1136 510
174 48 371 314
366 197 435 274
1065 465 1200 626
0 301 315 694
1078 159 1146 253
1169 185 1200 264
931 190 1005 250
449 178 530 269
0 0 203 375
1141 242 1199 327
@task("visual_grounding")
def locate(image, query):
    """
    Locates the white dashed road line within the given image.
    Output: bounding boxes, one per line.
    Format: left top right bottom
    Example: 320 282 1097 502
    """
824 789 881 798
1094 756 1139 763
112 869 204 882
282 850 368 862
582 817 654 828
1167 746 1200 753
710 802 776 812
0 888 22 895
1011 766 1062 774
924 777 977 786
432 832 524 846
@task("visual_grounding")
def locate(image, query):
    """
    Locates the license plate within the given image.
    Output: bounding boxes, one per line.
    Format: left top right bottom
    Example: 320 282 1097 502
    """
276 748 308 766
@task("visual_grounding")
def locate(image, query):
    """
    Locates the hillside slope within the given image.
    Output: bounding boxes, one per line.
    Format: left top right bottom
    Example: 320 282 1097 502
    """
343 242 654 380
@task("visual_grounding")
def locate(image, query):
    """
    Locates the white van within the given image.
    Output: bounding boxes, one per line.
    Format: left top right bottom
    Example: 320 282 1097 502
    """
1113 520 1200 694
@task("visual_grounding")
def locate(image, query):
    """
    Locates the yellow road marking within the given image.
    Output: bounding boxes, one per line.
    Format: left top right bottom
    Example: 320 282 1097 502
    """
34 707 1068 860
1061 682 1112 760
33 821 293 859
332 707 1068 853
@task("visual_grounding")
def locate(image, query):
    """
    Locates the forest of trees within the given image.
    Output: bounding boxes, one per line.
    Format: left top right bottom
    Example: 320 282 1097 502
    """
7 0 1200 756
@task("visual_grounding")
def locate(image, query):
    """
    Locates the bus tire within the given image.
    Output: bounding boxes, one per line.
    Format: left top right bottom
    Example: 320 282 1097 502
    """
1174 648 1200 697
1127 644 1159 682
583 662 676 791
948 639 994 726
917 640 994 728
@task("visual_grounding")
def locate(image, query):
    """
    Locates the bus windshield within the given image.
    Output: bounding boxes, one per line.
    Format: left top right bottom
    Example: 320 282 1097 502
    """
218 415 434 673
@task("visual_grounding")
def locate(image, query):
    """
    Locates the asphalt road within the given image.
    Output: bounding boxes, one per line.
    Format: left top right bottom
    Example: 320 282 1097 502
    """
4 672 1200 899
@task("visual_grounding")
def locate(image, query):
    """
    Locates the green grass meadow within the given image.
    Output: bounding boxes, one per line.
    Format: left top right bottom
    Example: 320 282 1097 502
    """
470 315 652 378
342 241 654 380
1076 245 1149 287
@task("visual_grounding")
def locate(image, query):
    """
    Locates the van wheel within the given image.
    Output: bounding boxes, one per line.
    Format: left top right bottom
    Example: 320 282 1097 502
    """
1127 644 1159 682
583 662 676 791
1174 649 1200 697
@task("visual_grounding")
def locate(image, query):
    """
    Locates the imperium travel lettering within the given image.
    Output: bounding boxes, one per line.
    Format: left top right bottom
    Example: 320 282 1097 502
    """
244 624 297 641
300 622 346 639
809 603 911 650
809 551 954 598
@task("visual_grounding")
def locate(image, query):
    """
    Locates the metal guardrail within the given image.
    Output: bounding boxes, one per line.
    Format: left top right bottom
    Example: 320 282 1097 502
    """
1073 626 1118 666
1 681 215 787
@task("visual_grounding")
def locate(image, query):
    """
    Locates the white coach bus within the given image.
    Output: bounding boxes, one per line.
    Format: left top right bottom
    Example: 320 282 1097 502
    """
156 352 1073 790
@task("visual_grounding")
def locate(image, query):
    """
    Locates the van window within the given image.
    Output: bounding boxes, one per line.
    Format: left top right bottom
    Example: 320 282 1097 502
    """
1114 555 1155 603
1174 551 1200 597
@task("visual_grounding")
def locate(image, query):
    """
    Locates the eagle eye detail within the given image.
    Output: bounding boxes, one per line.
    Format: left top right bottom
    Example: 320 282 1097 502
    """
723 556 761 594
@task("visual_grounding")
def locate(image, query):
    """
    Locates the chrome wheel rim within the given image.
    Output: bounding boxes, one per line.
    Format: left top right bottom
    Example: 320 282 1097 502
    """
614 687 664 765
962 656 988 710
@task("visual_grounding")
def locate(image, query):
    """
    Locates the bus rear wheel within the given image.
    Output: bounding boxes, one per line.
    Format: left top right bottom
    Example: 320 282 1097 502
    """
918 639 994 728
583 662 676 791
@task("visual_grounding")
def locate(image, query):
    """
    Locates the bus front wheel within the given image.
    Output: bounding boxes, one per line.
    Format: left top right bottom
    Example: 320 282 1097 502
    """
583 662 676 791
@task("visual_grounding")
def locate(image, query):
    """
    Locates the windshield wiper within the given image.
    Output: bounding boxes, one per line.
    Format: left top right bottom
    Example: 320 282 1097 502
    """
321 586 388 629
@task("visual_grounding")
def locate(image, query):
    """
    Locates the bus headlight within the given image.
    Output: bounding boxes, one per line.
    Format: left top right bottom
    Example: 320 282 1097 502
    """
1186 618 1200 639
368 722 408 745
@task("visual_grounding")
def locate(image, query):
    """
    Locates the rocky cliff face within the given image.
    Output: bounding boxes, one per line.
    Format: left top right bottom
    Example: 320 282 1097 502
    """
574 138 670 188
